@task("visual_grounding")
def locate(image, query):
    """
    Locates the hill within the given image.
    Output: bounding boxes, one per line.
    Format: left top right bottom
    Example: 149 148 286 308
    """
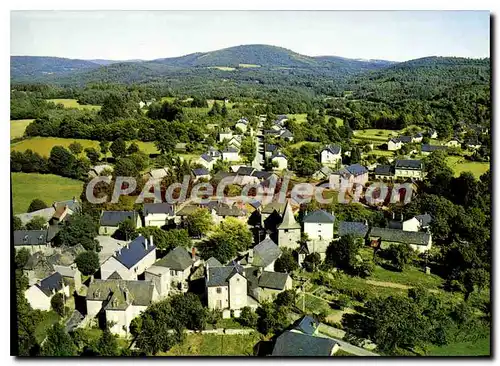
10 56 99 79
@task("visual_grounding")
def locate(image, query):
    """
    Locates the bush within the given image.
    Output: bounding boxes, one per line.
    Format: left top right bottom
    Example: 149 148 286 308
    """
238 306 258 328
51 293 65 316
75 251 100 276
27 198 48 213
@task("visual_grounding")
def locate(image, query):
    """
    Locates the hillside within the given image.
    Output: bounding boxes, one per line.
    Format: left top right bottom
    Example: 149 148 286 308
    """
10 56 99 79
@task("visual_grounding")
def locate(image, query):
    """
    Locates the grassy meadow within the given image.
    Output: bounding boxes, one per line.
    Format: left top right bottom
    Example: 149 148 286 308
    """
162 333 261 356
445 156 490 178
11 172 83 214
10 119 34 139
46 98 101 111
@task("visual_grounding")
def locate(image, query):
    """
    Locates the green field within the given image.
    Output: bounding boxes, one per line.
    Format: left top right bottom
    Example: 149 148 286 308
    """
46 99 101 111
11 137 159 157
10 119 34 139
163 333 261 356
369 265 444 289
353 129 399 142
12 172 84 214
208 66 236 71
288 141 321 150
426 337 490 356
446 156 490 178
239 63 261 68
34 311 60 343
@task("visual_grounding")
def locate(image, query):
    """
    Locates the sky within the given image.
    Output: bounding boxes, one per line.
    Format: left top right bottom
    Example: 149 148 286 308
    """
10 11 490 62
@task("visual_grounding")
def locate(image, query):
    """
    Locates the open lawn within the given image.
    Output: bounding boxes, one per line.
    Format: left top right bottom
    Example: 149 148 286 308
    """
368 265 444 289
46 99 101 111
10 119 34 139
11 172 84 214
446 156 490 178
11 137 158 157
353 129 399 142
163 333 261 356
208 66 236 71
34 311 60 343
426 337 490 356
288 141 321 150
239 63 261 68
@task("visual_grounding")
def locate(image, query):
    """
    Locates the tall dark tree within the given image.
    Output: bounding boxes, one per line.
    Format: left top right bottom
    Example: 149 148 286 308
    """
110 138 127 159
27 199 48 213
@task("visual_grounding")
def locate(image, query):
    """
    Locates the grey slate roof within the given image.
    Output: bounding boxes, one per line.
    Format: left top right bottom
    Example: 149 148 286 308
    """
155 247 193 271
369 227 431 246
236 166 256 176
322 145 341 155
278 200 300 230
272 331 338 356
296 315 320 335
265 144 277 153
251 170 273 180
100 211 138 227
205 257 222 267
113 235 156 269
395 159 423 170
206 263 245 287
200 153 214 163
143 203 174 216
205 201 246 217
422 144 447 153
303 210 335 224
192 168 210 176
258 271 289 290
36 272 65 297
271 151 287 160
222 147 239 153
415 213 432 227
14 230 47 246
280 129 293 138
374 164 394 176
338 221 369 238
346 163 368 176
253 238 282 268
87 279 156 309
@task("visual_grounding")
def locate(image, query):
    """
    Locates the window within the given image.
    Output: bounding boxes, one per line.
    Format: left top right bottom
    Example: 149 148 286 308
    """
284 229 289 233
216 287 222 294
170 270 175 276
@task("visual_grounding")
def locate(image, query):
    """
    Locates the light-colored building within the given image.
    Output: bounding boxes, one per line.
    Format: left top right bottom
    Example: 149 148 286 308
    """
373 164 394 181
387 138 403 151
14 230 50 252
53 264 82 291
86 279 159 336
145 168 169 181
330 164 369 189
394 159 424 181
278 200 301 250
24 272 70 311
445 138 461 148
250 237 282 272
303 210 335 242
271 151 288 170
219 129 233 142
143 203 175 228
99 211 142 236
222 147 240 162
191 168 211 182
369 227 433 253
320 145 342 167
421 144 447 156
100 235 156 280
88 164 113 179
235 118 249 133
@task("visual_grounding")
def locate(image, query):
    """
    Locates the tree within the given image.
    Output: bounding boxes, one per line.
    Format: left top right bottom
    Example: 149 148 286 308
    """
385 244 414 272
114 157 140 177
26 216 47 230
16 271 38 356
93 329 120 356
15 248 30 269
202 217 252 263
27 199 47 213
256 302 290 335
13 216 24 231
169 293 207 331
68 141 83 155
51 293 65 316
185 208 213 238
238 306 258 328
127 142 140 155
274 248 298 273
113 218 137 241
41 323 78 356
274 289 296 308
75 251 100 276
136 228 192 253
48 145 77 178
56 213 99 251
129 316 143 338
85 147 101 165
325 235 366 275
110 138 127 159
303 252 321 272
99 140 110 156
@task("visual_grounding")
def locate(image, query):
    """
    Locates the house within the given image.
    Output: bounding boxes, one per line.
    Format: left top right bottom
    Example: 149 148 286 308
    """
207 201 247 225
412 132 424 143
222 147 240 162
100 235 156 280
272 329 339 356
271 151 288 170
16 198 81 227
99 211 142 236
387 138 403 151
428 129 438 139
143 203 175 228
88 164 113 179
227 135 243 149
219 128 233 142
320 145 342 167
149 246 199 293
466 139 482 150
389 213 432 232
421 144 447 155
330 164 369 189
197 153 218 170
445 138 461 148
338 221 369 240
279 129 294 141
312 166 334 181
145 168 169 181
296 315 320 335
235 118 249 133
394 159 424 181
24 272 70 311
278 200 301 250
264 144 278 159
205 263 292 317
374 164 394 180
250 237 282 272
86 279 159 336
191 168 211 182
53 264 82 290
303 210 335 242
14 230 49 251
369 227 432 253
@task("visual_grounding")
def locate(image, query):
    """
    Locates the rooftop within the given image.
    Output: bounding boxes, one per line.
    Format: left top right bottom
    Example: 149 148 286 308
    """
143 203 174 216
369 227 431 246
155 246 194 271
113 235 156 269
272 331 338 356
338 221 369 238
303 210 335 224
395 159 423 170
100 211 138 227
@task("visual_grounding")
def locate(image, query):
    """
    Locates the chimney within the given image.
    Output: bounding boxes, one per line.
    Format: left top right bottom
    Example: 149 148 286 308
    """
118 247 122 255
248 249 254 263
149 235 154 248
191 247 196 260
400 213 404 222
206 262 210 281
144 238 148 250
392 212 395 220
126 241 130 249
